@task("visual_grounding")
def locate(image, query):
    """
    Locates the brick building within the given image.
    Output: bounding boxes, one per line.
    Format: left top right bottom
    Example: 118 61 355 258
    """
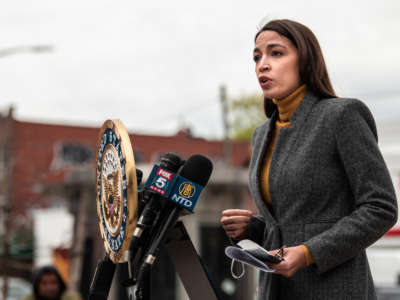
7 117 251 219
0 108 255 300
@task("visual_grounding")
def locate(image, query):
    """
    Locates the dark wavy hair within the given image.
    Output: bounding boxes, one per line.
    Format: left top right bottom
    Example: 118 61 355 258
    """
255 19 337 118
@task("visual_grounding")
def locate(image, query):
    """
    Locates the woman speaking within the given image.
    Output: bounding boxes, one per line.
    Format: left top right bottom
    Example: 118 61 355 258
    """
221 19 397 299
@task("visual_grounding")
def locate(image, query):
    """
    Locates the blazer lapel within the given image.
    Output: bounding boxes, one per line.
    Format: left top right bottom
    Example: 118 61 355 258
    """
271 91 319 167
249 91 319 224
288 90 319 130
268 91 319 216
249 113 278 225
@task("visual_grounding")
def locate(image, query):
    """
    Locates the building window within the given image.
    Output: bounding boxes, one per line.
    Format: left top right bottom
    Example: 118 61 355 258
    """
51 142 94 169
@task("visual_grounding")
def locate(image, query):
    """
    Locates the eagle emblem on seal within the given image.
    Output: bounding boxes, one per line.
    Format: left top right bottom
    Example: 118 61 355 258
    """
102 171 121 229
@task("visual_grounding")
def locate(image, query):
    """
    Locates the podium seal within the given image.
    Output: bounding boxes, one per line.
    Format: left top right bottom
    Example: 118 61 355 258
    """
95 120 138 262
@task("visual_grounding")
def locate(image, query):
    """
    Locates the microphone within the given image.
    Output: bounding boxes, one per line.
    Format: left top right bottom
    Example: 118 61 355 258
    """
128 153 183 264
136 168 143 186
88 256 116 300
136 154 213 283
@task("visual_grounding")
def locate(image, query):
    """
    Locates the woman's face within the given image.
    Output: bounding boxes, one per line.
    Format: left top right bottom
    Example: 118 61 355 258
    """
38 273 60 299
254 30 301 100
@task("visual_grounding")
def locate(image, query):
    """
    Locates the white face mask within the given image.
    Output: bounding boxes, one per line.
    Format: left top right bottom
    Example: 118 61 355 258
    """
225 239 278 279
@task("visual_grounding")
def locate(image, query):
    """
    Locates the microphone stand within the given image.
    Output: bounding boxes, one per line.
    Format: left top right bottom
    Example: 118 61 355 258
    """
134 269 151 300
89 222 220 300
164 221 221 300
88 255 151 300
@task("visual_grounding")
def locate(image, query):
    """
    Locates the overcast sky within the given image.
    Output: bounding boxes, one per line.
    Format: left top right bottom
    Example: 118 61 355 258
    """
0 0 399 139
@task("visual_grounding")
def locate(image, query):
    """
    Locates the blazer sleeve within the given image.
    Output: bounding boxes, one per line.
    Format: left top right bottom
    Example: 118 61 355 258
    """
303 99 398 274
247 215 266 245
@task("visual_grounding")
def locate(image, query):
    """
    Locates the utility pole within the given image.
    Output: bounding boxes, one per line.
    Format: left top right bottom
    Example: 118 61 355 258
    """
69 186 91 292
1 107 14 300
219 85 231 165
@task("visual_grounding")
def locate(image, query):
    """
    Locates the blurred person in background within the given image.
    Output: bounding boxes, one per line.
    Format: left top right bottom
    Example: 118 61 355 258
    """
221 19 397 299
19 265 81 300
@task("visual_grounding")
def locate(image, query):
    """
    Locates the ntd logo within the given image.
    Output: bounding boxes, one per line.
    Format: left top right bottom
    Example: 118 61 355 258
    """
156 168 173 180
171 194 193 209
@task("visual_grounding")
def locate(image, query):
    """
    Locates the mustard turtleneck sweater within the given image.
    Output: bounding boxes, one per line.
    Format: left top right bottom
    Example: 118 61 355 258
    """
259 84 314 265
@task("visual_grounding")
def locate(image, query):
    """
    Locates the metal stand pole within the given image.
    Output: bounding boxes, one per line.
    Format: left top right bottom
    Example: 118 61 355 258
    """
134 268 151 300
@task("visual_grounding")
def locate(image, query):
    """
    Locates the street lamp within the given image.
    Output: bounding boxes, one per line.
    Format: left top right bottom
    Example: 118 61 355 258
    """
0 44 54 58
0 43 53 300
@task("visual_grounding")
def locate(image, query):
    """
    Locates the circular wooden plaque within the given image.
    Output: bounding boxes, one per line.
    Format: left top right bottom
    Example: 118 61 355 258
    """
95 119 138 263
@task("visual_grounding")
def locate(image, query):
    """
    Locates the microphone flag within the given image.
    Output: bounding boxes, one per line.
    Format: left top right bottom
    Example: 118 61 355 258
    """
145 165 204 212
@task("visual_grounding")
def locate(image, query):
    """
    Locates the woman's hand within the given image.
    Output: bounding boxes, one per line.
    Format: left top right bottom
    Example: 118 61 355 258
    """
267 246 307 277
220 209 253 240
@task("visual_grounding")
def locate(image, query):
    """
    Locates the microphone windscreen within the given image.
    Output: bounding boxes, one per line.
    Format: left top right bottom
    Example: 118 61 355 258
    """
160 152 183 172
179 154 213 186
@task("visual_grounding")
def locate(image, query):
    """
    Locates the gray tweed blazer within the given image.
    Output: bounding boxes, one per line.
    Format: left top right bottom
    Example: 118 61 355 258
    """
248 91 398 300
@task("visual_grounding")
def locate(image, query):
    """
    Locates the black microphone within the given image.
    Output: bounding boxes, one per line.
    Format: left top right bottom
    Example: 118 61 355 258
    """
88 256 116 300
136 168 143 186
128 153 183 263
136 154 213 284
